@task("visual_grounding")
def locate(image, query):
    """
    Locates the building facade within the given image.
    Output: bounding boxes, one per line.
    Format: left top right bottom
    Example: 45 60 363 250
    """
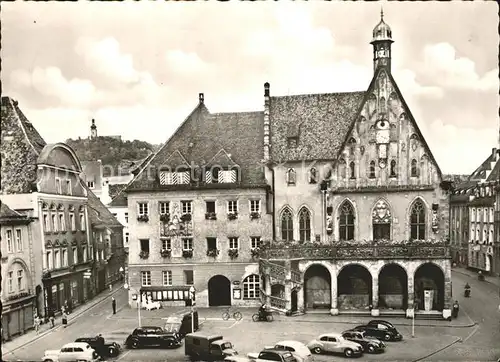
125 101 272 308
259 14 453 320
1 202 40 341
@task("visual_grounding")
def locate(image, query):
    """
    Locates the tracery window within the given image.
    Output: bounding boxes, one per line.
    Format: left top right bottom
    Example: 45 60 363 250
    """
410 199 426 240
281 207 294 241
411 159 418 177
338 201 355 241
298 207 311 242
372 199 391 240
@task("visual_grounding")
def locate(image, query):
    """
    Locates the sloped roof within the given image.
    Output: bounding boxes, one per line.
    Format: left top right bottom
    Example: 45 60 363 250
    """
1 97 47 194
84 183 123 228
468 149 500 183
108 184 128 207
126 101 266 191
0 201 25 218
269 91 365 162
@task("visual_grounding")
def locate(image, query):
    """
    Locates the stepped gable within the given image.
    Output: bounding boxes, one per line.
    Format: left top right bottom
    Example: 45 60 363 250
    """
1 96 47 194
126 99 266 191
269 91 365 162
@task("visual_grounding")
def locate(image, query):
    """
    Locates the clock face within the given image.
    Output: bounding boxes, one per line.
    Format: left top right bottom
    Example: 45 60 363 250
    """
379 160 386 169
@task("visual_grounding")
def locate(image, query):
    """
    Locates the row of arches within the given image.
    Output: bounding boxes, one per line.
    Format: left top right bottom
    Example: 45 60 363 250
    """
298 262 444 311
337 156 428 180
280 197 428 241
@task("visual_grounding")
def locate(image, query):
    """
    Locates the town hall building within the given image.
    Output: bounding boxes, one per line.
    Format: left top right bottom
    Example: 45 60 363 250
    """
124 13 453 319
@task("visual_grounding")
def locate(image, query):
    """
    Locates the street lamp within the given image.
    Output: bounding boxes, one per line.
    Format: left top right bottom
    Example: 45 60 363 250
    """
189 286 196 333
412 302 417 338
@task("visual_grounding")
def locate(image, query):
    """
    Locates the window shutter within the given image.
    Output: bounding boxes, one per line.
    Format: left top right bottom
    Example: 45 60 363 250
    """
160 171 172 185
230 170 237 183
178 171 190 184
205 171 212 183
218 170 225 183
171 172 178 184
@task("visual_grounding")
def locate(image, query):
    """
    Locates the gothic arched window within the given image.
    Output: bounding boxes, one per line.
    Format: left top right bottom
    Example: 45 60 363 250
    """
298 207 311 242
349 162 356 179
372 199 391 240
281 207 294 242
410 199 426 240
339 201 355 241
369 161 376 179
390 160 397 178
286 168 296 186
411 159 418 177
338 158 346 179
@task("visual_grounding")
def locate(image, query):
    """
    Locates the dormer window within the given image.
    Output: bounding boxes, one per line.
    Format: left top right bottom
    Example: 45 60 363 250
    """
308 168 317 184
206 167 238 184
159 168 190 185
287 137 298 148
286 168 296 186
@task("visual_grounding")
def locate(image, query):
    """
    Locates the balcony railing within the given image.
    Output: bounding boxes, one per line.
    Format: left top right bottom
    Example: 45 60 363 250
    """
260 241 451 260
269 295 287 311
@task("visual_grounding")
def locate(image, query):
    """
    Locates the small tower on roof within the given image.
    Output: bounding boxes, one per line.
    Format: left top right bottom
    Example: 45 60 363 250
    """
370 8 394 73
90 119 97 139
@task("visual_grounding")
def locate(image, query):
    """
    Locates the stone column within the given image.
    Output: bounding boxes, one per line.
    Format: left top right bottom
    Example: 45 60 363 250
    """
265 271 271 307
297 286 305 312
330 268 338 315
371 277 380 316
442 261 452 320
406 273 414 318
285 261 292 311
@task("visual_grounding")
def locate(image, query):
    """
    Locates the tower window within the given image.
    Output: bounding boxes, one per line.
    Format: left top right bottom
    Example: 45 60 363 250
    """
390 160 397 178
349 162 356 179
411 159 418 177
369 161 376 179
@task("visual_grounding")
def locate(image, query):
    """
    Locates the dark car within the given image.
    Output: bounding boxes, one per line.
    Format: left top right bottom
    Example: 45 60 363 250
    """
75 336 121 359
125 326 182 349
341 330 386 353
354 320 403 342
248 349 298 362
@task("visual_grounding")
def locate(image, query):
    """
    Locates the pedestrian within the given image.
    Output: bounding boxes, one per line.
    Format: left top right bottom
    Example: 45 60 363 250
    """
452 300 459 319
49 313 55 328
112 297 117 314
34 315 41 334
109 284 113 293
62 311 68 328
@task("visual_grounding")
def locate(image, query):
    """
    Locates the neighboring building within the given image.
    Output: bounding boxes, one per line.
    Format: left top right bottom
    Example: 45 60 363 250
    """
124 95 273 308
108 185 129 252
82 160 105 202
1 202 40 341
451 148 500 275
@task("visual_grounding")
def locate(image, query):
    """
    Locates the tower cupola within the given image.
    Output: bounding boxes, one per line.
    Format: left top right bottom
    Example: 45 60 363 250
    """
370 9 394 72
90 118 97 139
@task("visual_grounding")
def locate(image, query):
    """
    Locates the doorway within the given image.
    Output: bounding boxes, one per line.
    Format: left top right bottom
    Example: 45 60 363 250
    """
208 275 231 306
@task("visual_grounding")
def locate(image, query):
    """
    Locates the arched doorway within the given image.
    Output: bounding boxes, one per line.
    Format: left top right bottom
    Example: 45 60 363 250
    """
378 264 408 310
414 263 444 311
291 289 298 312
208 275 231 306
304 264 331 310
338 264 372 310
271 284 285 298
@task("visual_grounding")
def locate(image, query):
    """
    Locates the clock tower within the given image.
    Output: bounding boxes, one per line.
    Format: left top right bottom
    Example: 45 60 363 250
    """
370 9 394 73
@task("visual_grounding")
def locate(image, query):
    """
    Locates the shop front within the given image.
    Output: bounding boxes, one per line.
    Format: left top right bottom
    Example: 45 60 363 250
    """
1 294 36 342
139 286 192 307
43 271 85 316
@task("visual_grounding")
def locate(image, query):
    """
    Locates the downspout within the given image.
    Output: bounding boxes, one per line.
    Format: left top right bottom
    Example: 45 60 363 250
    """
271 166 276 241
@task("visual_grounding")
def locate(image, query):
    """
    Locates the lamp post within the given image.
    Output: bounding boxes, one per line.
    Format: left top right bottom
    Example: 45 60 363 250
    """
189 286 196 333
412 302 417 338
137 294 141 327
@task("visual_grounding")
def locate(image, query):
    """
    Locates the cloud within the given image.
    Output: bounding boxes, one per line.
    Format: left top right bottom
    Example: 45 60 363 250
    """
10 67 96 107
422 42 496 92
165 50 210 74
393 69 444 99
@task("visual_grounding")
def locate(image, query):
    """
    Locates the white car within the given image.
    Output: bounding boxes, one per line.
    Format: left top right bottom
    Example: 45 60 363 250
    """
307 333 363 358
42 342 100 362
263 340 313 362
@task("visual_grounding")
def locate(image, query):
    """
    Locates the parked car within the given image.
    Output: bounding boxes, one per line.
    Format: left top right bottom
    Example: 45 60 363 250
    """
42 342 100 362
248 349 298 362
353 320 403 341
264 340 313 362
224 356 256 362
307 333 363 358
341 330 385 353
75 336 121 359
185 332 238 361
164 310 199 338
125 326 182 349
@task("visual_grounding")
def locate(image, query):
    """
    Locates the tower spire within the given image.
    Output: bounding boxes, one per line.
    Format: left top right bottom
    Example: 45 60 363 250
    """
381 7 384 21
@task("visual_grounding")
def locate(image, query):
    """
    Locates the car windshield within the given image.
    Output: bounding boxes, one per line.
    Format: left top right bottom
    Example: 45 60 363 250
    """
221 342 233 350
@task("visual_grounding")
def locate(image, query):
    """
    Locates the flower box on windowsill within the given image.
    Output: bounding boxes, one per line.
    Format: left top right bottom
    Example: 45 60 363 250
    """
160 249 171 258
137 215 149 222
160 213 171 223
205 212 217 220
183 249 193 258
181 213 192 222
251 247 261 258
227 212 238 221
139 251 149 259
250 212 261 220
228 249 239 259
206 249 220 258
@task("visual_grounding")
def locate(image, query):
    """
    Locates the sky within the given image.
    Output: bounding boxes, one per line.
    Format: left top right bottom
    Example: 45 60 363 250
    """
2 1 498 175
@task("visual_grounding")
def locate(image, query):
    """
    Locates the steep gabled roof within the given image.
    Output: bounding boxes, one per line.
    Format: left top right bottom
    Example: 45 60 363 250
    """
108 184 128 207
468 149 500 183
1 97 47 194
269 91 365 162
0 201 25 218
205 148 238 167
84 182 123 228
126 100 266 191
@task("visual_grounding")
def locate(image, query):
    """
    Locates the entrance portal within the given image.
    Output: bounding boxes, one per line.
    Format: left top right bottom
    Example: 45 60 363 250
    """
337 264 372 310
291 289 298 312
304 264 331 310
208 275 231 306
414 263 445 311
378 264 408 309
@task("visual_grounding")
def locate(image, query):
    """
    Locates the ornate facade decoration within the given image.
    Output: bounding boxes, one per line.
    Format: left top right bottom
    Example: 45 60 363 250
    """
372 200 392 224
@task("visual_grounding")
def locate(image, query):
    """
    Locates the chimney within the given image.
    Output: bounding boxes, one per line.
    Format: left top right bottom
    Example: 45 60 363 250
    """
199 93 204 104
263 82 271 161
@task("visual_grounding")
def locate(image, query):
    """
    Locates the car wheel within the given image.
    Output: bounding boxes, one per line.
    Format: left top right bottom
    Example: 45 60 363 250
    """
313 347 322 354
131 339 139 349
344 348 354 357
384 334 391 341
44 360 54 362
367 345 375 353
109 347 117 357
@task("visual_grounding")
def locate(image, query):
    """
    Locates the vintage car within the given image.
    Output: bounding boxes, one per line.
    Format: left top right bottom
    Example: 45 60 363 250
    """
75 336 121 359
264 340 312 362
223 357 256 362
341 330 386 353
42 342 100 362
353 320 403 342
125 326 182 349
185 332 238 361
248 349 297 362
307 333 363 357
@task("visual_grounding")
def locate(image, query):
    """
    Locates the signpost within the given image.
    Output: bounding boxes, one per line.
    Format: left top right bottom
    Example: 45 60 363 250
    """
189 286 196 333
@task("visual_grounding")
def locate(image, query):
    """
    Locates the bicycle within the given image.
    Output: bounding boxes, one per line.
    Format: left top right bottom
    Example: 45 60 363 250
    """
221 307 242 321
